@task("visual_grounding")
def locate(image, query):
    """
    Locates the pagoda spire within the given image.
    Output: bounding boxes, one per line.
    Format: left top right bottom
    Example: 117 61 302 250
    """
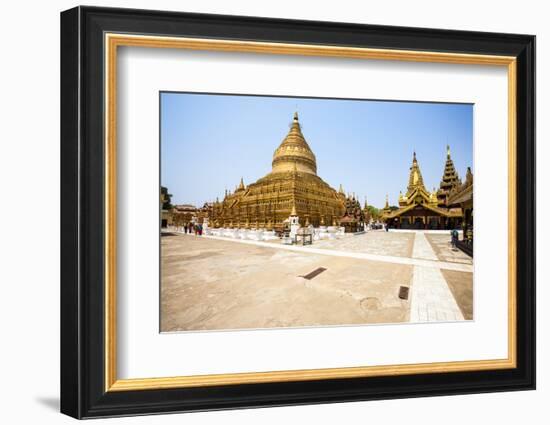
272 112 317 175
437 144 462 205
290 199 297 216
465 166 473 186
407 151 426 195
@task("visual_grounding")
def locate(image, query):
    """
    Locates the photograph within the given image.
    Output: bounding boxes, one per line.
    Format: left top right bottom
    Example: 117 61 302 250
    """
159 93 474 332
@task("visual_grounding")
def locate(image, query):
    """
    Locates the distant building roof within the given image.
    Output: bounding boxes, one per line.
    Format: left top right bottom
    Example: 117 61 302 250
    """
174 204 197 211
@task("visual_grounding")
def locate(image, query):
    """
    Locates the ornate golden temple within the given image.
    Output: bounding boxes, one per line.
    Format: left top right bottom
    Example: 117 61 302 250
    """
209 112 352 230
381 148 466 229
168 113 472 235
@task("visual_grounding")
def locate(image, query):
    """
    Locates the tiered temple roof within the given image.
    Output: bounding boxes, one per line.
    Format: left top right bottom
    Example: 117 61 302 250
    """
448 166 474 253
407 152 426 194
437 145 462 205
448 166 473 206
381 151 462 228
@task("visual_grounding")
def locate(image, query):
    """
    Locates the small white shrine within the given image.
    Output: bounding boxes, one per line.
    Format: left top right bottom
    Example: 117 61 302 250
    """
289 204 300 239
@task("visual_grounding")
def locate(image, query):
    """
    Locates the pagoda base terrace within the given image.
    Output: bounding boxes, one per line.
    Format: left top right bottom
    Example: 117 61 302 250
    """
168 225 348 243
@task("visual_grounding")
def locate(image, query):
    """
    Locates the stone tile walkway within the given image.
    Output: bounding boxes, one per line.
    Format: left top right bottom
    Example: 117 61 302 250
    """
313 231 414 258
425 233 473 265
201 234 472 273
411 232 439 261
409 233 465 322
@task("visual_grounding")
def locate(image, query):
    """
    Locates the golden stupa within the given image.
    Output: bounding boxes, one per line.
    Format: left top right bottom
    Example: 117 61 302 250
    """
211 112 346 229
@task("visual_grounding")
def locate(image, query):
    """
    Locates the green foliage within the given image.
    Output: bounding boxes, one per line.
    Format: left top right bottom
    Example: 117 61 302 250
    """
366 205 380 219
160 186 173 210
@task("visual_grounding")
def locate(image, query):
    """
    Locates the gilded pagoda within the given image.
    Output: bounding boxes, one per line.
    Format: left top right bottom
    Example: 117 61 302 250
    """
381 150 463 229
210 113 347 230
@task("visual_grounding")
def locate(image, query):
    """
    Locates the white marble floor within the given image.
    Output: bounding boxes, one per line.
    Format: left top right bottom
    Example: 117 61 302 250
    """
409 233 465 322
201 233 472 272
411 232 439 261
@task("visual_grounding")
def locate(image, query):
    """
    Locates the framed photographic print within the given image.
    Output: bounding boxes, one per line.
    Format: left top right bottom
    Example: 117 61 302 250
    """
60 6 535 419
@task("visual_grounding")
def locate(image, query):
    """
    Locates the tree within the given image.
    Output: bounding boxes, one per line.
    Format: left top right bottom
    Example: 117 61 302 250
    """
160 186 173 210
366 205 380 221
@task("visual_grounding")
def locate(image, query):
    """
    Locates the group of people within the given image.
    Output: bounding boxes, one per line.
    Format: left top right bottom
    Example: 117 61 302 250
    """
183 223 203 236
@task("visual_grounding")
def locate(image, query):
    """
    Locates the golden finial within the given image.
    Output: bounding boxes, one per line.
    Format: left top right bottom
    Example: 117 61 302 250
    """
385 194 389 208
447 144 451 158
290 201 297 216
293 111 299 122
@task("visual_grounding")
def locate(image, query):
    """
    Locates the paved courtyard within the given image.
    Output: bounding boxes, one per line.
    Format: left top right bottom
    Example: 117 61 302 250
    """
161 230 473 332
312 231 415 257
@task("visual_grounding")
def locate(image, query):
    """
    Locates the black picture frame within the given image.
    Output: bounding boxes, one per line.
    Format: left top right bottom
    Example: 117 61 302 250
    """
60 5 535 419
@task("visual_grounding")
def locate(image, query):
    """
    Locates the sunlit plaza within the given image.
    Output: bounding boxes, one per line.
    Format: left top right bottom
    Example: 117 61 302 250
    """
160 95 474 332
161 229 472 332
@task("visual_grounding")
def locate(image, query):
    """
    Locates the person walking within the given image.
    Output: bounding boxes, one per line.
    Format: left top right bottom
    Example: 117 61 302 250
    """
184 224 188 234
451 228 459 248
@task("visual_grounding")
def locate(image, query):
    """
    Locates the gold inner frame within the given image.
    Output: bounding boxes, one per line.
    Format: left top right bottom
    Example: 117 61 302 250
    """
104 33 517 392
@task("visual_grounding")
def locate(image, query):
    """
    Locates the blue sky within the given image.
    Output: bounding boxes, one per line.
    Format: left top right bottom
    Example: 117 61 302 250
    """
161 92 473 209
